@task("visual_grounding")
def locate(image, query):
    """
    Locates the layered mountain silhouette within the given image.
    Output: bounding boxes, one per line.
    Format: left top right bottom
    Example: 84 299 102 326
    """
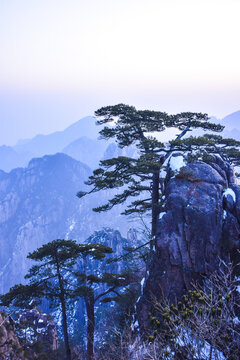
0 116 106 171
1 111 240 173
62 136 107 169
221 110 240 140
14 116 101 155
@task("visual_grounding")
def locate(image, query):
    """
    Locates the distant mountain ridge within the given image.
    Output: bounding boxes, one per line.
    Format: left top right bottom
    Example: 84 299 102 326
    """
221 111 240 140
62 136 108 169
221 110 240 130
0 116 105 172
0 145 31 172
0 110 240 173
13 116 101 156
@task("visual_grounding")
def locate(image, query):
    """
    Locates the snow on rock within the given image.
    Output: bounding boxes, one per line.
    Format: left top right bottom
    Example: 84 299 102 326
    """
234 165 240 185
159 212 166 219
233 317 240 325
175 329 227 360
223 188 236 203
223 210 227 220
130 320 139 332
169 155 186 173
69 220 76 231
196 341 226 360
65 218 76 239
160 168 167 178
141 278 145 295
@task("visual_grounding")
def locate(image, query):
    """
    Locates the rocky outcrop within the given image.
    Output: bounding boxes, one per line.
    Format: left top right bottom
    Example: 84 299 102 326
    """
0 309 58 360
14 308 58 352
0 311 25 360
137 155 240 330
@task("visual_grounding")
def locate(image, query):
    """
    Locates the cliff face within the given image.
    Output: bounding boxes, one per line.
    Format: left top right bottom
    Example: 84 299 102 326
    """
0 309 58 360
0 312 25 360
0 153 90 293
137 155 240 329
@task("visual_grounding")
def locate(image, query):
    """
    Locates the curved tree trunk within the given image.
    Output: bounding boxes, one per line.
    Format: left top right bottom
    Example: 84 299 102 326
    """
85 295 95 360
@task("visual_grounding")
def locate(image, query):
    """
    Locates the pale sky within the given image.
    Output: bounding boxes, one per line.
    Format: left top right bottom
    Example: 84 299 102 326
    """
1 0 240 145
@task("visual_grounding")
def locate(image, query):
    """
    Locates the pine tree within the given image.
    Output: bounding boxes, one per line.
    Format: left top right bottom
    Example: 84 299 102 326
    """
0 239 81 360
73 243 137 360
0 240 138 360
78 104 230 246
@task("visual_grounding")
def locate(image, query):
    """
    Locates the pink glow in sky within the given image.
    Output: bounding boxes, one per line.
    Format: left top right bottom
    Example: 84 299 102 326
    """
1 0 240 145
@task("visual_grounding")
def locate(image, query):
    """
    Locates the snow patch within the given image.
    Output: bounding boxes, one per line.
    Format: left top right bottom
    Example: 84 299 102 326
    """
69 220 76 231
159 212 166 219
233 317 240 325
223 188 236 203
175 329 226 360
223 210 227 219
141 277 145 295
65 219 76 239
130 320 139 332
169 155 186 173
0 258 11 277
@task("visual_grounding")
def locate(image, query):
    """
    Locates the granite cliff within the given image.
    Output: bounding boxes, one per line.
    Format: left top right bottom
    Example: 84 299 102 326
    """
137 155 240 329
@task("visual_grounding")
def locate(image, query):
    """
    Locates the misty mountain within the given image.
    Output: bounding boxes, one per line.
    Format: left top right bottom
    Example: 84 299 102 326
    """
1 110 240 173
0 146 32 172
0 116 103 172
14 116 100 157
221 110 240 129
62 136 108 169
0 153 140 294
221 111 240 140
173 112 240 140
102 142 139 160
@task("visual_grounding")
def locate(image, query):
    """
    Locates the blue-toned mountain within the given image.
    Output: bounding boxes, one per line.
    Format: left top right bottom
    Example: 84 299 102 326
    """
14 116 100 156
0 153 138 294
0 116 104 172
221 110 240 140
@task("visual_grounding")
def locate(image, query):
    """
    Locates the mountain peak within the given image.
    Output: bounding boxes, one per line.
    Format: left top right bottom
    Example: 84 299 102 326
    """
221 110 240 130
13 116 100 159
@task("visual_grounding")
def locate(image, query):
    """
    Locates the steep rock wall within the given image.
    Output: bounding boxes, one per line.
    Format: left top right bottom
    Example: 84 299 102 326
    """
137 156 240 330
